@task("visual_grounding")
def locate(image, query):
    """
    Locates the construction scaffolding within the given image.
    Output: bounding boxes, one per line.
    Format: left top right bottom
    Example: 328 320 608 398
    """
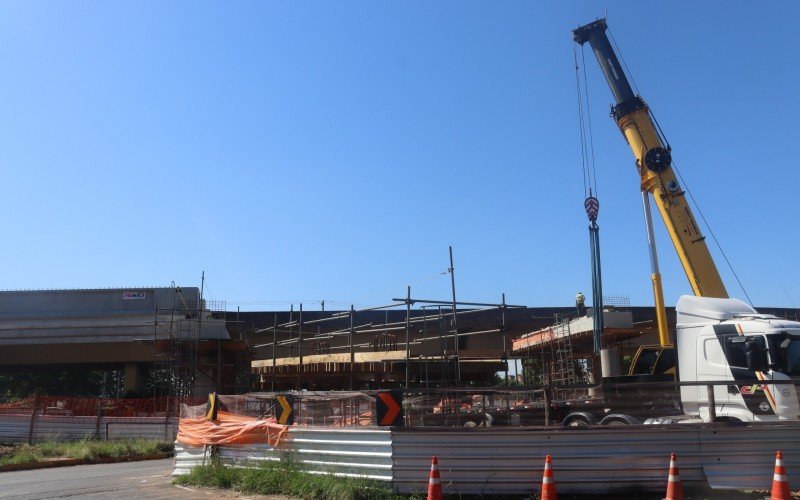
152 287 200 414
546 312 579 386
250 289 526 390
152 287 254 416
514 296 641 394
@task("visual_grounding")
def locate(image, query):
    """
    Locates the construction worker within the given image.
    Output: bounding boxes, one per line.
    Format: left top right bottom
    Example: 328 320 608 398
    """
576 292 587 316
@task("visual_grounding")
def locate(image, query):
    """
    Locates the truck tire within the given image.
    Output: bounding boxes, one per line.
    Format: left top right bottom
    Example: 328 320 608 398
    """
562 412 596 427
599 414 641 426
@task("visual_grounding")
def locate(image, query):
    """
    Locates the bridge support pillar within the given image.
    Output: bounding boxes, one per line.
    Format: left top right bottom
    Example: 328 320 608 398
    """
123 363 144 395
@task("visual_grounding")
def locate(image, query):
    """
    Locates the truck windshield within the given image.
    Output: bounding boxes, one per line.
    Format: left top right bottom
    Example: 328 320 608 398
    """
768 333 800 376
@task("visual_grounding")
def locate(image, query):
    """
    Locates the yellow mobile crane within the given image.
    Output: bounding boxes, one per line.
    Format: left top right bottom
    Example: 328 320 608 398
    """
556 20 800 425
573 19 727 349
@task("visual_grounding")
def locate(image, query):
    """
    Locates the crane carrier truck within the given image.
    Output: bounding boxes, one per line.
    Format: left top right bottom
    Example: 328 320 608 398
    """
562 19 800 425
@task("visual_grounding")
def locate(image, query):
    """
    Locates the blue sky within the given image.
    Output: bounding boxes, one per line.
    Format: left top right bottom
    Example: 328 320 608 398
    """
1 2 798 311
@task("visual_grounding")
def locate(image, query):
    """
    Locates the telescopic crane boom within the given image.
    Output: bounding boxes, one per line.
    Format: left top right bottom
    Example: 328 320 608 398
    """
573 19 728 300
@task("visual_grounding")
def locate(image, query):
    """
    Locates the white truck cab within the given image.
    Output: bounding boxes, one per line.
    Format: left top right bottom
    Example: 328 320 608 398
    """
676 295 800 422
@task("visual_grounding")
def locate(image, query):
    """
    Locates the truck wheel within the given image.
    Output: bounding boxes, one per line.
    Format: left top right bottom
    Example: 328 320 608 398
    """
563 415 591 427
599 414 640 426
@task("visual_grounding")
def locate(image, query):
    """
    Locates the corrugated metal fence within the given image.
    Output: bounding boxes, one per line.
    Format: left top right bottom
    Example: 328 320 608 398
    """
0 414 177 443
177 422 800 494
173 442 211 476
392 423 800 494
219 427 393 480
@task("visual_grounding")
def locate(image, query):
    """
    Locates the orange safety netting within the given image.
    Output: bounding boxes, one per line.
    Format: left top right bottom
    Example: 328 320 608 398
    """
176 411 289 447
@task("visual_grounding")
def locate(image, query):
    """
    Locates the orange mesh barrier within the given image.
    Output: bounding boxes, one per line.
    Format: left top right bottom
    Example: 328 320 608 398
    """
176 411 289 447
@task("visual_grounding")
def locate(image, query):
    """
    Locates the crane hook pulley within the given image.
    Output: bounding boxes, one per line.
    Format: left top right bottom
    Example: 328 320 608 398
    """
584 195 599 222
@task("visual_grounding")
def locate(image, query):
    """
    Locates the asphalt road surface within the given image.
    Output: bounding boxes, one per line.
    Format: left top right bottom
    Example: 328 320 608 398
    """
0 458 263 499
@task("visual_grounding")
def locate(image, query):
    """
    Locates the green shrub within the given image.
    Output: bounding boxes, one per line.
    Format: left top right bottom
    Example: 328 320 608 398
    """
174 459 403 500
0 439 174 466
5 445 41 465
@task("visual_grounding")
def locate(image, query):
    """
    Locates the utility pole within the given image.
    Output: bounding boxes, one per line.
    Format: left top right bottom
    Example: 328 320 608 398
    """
501 293 508 386
448 246 461 385
271 313 277 392
298 303 303 390
349 305 355 391
404 285 411 389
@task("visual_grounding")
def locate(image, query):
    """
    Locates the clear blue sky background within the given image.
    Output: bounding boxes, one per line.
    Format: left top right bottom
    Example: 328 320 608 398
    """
1 2 798 311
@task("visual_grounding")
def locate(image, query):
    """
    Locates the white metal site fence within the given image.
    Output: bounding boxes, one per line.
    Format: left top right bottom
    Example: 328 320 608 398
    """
174 422 800 495
0 414 178 443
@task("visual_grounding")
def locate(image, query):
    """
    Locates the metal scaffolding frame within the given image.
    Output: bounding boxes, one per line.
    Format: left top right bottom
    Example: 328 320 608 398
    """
152 284 254 415
254 289 526 390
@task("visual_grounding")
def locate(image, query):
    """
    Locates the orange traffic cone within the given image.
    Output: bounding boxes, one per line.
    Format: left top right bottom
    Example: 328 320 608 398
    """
771 450 791 500
427 456 443 500
540 454 557 500
665 453 684 500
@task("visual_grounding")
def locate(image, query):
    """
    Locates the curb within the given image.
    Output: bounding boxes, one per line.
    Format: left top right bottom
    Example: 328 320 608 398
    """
0 452 173 472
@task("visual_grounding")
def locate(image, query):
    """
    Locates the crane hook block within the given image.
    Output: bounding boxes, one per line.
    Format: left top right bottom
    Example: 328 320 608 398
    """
584 196 600 222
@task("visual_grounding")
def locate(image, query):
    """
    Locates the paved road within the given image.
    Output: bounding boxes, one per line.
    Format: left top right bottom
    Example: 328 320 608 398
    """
0 459 257 499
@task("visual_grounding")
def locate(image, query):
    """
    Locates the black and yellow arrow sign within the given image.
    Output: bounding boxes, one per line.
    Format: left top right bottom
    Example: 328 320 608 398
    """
276 394 294 425
376 390 403 426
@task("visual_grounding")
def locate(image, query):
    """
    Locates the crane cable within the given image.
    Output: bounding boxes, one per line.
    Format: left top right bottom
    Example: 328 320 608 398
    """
581 46 599 199
574 45 599 199
607 27 641 97
573 44 590 199
608 26 754 306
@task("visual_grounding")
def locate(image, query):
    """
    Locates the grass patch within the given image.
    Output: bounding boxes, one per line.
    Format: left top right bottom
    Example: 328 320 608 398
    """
0 439 173 466
174 459 408 500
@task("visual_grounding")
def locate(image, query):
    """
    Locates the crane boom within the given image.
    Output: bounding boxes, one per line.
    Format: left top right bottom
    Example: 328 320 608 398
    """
573 19 727 299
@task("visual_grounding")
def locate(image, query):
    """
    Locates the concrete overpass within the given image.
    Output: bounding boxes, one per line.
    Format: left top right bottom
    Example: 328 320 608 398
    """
0 287 232 393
